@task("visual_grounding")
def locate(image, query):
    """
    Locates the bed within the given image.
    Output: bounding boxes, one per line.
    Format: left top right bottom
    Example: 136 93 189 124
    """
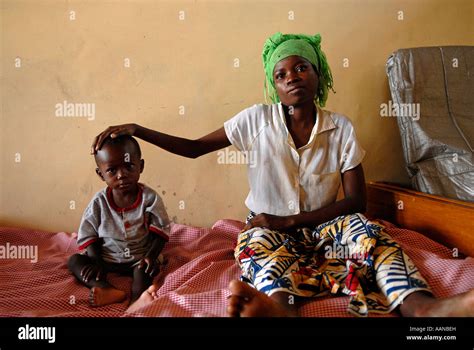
0 182 473 317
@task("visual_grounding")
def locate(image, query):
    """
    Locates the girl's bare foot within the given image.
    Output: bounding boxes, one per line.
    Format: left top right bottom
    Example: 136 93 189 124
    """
407 290 474 317
227 280 298 317
126 284 159 313
89 287 127 307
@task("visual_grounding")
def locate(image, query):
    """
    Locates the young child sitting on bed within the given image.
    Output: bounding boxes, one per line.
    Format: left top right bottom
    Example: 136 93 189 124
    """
68 135 170 307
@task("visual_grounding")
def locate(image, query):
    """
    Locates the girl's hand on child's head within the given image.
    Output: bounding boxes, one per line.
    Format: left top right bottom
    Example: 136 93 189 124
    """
80 263 105 283
91 123 138 154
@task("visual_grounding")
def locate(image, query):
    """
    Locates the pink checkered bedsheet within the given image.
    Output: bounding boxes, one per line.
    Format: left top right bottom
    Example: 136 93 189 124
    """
0 219 473 317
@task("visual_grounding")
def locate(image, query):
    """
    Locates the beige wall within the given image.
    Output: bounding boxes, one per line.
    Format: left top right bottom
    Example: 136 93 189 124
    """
1 0 473 232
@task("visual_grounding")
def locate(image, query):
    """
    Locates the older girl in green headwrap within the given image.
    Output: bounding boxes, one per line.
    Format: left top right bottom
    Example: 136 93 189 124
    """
93 33 474 317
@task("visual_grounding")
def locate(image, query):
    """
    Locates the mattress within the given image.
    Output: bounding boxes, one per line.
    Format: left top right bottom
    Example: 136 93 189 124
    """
0 219 473 317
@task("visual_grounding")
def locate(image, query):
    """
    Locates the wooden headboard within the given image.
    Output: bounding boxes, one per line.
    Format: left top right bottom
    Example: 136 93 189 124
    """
365 182 474 257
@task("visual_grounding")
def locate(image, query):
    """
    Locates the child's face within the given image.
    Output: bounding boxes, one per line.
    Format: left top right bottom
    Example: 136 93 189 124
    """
95 142 144 193
273 55 319 107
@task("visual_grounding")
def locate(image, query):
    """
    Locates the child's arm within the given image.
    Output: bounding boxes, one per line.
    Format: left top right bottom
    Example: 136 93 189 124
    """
138 189 171 277
244 164 367 231
138 235 167 277
80 240 106 283
91 123 231 159
76 198 106 282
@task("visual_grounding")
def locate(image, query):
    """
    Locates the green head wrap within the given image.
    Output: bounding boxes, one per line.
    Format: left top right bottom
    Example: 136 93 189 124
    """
262 32 334 107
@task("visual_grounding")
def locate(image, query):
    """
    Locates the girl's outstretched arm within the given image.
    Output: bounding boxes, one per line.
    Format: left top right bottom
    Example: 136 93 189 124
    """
91 123 231 159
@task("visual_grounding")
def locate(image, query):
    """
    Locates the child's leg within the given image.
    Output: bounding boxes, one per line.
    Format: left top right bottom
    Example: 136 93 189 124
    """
67 253 126 307
131 265 154 303
67 253 110 288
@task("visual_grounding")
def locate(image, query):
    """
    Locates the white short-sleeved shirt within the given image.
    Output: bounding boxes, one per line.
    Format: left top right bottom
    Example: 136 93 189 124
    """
77 183 171 264
224 103 366 216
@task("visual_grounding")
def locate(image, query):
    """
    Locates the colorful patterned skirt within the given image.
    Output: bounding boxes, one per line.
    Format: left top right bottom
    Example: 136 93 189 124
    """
235 213 431 316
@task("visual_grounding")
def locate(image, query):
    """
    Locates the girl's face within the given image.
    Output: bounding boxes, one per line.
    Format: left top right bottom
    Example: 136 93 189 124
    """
273 55 319 107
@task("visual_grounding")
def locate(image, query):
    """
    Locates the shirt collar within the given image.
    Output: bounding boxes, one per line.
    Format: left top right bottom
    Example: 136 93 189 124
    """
277 102 337 149
106 184 143 212
315 105 337 135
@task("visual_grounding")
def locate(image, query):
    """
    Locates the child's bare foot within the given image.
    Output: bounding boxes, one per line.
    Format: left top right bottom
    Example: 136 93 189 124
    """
227 280 298 317
126 284 159 313
413 290 474 317
89 286 127 307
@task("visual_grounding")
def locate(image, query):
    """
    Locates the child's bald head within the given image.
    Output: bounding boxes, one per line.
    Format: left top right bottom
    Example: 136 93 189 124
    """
94 135 141 165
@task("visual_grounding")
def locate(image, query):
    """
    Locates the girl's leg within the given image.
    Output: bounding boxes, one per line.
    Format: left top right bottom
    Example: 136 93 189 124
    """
230 225 310 317
399 290 474 317
229 214 474 317
227 281 474 317
125 284 159 314
227 280 297 317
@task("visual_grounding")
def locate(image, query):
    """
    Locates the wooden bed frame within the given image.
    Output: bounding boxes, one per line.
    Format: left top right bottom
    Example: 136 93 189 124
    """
365 182 474 257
